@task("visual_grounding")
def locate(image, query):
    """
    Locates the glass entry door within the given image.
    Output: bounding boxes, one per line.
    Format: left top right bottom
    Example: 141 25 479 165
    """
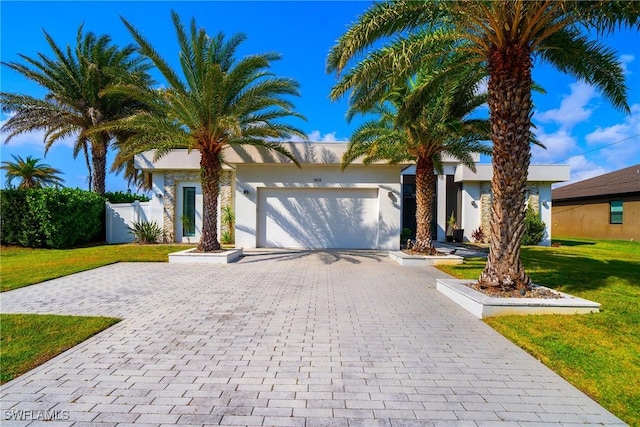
182 187 196 237
176 183 202 243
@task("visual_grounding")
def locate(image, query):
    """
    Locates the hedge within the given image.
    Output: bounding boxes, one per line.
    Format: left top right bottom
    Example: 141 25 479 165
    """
104 191 150 203
1 188 105 248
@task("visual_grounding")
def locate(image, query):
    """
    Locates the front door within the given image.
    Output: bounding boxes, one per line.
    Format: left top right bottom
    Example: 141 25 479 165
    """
176 183 202 243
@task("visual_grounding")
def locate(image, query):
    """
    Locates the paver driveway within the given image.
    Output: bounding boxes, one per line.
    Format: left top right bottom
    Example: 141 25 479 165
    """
1 250 625 426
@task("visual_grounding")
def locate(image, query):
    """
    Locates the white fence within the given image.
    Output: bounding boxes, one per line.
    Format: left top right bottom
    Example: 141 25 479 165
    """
105 201 152 244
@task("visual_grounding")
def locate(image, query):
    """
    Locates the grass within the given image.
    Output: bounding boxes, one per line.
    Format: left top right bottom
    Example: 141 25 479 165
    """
0 314 120 384
438 238 640 426
0 243 192 292
0 243 191 383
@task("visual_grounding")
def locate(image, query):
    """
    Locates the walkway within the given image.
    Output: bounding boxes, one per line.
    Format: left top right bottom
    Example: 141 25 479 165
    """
0 250 624 426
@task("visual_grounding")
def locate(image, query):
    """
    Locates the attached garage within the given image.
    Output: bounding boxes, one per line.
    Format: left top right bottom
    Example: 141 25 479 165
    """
257 187 379 249
235 154 404 250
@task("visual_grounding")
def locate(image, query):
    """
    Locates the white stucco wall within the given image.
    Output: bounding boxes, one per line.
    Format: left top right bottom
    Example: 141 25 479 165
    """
455 164 568 245
458 181 556 246
538 183 553 246
235 164 403 250
148 172 166 232
460 183 482 241
105 201 152 244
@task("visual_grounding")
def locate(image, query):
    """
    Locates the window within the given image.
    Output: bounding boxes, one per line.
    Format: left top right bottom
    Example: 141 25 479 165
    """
610 200 623 225
182 187 196 236
402 184 416 197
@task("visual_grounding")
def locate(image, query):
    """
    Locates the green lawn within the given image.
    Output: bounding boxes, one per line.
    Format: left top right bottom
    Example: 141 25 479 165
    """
0 243 191 384
438 238 640 426
0 314 120 384
0 243 192 292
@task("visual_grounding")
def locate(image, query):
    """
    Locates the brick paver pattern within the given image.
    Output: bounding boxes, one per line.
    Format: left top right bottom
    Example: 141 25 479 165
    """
0 250 625 426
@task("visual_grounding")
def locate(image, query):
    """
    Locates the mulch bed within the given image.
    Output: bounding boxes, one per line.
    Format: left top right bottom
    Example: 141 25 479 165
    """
401 248 448 256
467 282 563 299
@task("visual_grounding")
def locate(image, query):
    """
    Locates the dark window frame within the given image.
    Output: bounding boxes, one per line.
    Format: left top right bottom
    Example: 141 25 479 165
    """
610 200 623 225
182 187 196 237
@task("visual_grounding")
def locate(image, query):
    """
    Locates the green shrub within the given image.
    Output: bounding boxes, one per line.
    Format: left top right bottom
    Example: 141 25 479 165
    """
522 205 546 246
221 205 235 244
221 230 233 245
128 220 163 244
104 191 150 203
1 188 104 248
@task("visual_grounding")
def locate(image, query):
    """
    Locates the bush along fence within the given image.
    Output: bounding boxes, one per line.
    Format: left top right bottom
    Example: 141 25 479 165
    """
0 188 105 248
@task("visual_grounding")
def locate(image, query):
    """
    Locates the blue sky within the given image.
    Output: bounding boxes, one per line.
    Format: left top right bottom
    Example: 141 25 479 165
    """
1 1 639 192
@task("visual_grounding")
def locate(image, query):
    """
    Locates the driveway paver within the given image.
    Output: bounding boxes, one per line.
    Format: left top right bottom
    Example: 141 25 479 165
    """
1 250 625 426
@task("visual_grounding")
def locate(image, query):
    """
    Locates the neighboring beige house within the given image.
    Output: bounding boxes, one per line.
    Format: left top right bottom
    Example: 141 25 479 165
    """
108 142 570 249
552 164 640 241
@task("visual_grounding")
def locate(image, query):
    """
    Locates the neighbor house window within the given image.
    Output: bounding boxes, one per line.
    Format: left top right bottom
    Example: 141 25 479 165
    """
182 187 196 236
610 200 623 224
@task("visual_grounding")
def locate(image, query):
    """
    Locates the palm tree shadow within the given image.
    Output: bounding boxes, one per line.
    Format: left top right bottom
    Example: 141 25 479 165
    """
238 249 387 264
523 250 640 294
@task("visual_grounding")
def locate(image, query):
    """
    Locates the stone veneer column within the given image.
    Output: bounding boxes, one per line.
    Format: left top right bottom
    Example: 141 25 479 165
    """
479 182 492 243
162 171 200 243
218 170 234 236
478 183 540 244
162 174 176 243
526 184 540 212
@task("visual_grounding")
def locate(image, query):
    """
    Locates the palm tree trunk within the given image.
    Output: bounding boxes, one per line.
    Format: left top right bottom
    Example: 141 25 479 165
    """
82 141 93 191
413 154 436 253
479 44 532 290
199 149 222 252
90 134 108 195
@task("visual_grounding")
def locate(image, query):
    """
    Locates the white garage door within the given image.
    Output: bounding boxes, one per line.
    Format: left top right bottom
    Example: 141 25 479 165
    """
257 188 379 249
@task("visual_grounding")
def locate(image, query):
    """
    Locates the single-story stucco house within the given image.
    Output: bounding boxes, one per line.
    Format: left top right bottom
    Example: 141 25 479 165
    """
115 142 569 249
552 164 640 241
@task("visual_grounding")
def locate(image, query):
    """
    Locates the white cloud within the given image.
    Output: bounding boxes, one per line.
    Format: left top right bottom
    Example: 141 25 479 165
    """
535 81 598 130
290 130 349 143
549 104 640 186
531 128 577 164
553 155 610 187
586 104 640 145
620 54 634 75
584 104 640 168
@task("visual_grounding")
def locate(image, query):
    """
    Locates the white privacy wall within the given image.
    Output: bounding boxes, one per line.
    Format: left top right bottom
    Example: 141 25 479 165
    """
105 201 152 243
235 164 403 250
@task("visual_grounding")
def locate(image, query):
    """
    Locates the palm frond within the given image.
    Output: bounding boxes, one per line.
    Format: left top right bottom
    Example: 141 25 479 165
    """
538 28 630 112
327 0 444 75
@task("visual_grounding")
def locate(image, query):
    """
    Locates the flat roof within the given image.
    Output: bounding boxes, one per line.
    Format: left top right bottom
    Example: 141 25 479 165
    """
134 142 472 171
454 164 570 183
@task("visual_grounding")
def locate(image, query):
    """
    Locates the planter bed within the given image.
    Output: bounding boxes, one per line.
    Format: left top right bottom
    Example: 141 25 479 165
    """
168 248 243 264
389 250 464 266
436 279 600 318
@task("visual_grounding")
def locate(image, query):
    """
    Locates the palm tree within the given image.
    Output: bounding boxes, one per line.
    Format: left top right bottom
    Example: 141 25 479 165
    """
327 0 639 290
1 25 152 194
337 63 490 253
1 154 64 189
112 12 305 252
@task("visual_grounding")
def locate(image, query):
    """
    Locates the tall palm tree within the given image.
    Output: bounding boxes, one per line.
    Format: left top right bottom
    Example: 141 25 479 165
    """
112 12 305 252
1 25 152 194
328 0 639 290
337 63 490 253
1 154 64 189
